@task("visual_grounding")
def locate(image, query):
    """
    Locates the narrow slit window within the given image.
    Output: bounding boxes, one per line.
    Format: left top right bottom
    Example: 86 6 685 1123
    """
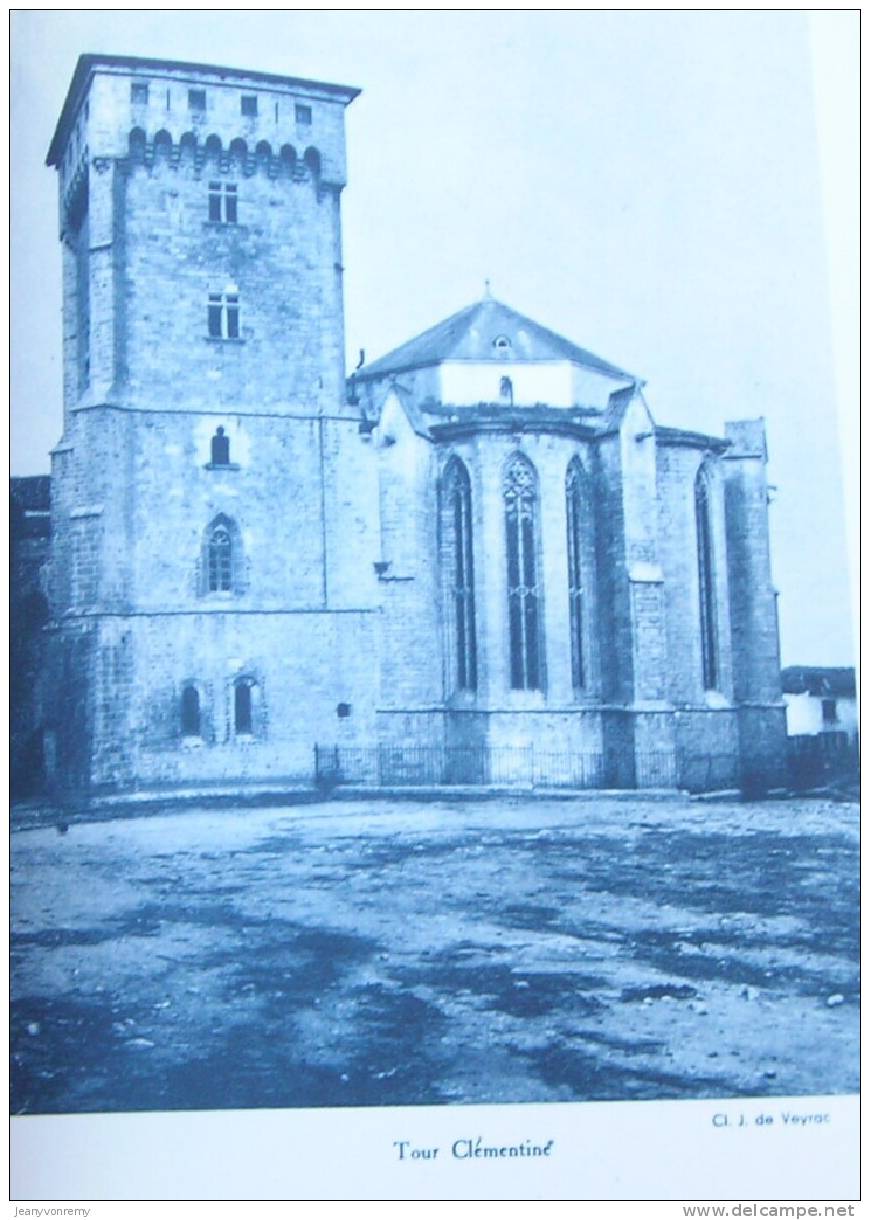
504 454 542 690
208 294 223 338
225 295 239 338
566 458 585 691
75 215 90 392
234 681 253 734
181 685 200 737
208 182 222 223
695 467 719 691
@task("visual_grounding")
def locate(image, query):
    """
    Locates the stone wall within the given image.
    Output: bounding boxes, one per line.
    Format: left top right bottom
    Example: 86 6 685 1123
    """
45 59 378 796
724 421 784 704
120 151 347 415
369 399 777 788
11 481 51 796
657 442 735 705
95 610 379 790
39 56 789 798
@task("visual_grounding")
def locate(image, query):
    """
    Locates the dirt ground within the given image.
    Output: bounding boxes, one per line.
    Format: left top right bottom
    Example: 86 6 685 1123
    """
10 795 859 1115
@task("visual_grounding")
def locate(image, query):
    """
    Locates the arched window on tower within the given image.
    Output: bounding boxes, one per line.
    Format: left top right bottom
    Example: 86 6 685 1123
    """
566 457 586 691
234 677 254 735
504 453 542 690
499 376 513 405
440 457 477 693
180 684 201 737
201 514 245 596
206 517 234 592
208 523 232 592
695 465 719 691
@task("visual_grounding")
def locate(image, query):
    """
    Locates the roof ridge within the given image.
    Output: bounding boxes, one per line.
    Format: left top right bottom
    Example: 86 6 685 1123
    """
356 300 482 376
490 300 637 379
354 296 637 381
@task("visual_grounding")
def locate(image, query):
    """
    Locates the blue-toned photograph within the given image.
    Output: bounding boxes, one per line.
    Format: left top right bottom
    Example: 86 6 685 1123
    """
10 11 858 1126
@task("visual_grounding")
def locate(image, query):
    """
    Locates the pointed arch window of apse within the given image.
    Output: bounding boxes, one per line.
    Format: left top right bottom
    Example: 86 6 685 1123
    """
504 454 542 691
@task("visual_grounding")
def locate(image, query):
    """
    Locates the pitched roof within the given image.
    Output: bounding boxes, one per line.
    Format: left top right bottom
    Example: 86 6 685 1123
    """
355 297 637 381
781 666 856 698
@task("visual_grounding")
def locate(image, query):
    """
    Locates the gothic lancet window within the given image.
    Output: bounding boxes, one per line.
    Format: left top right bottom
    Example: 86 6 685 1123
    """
68 181 90 393
695 465 719 690
207 519 233 592
201 514 244 596
566 457 586 691
441 457 477 693
504 453 542 690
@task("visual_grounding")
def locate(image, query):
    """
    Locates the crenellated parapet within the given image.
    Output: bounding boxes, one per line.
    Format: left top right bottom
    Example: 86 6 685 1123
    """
60 129 328 234
47 53 358 205
121 127 324 183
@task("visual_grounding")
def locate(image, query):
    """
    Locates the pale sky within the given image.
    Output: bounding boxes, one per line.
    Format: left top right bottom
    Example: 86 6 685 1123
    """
9 10 858 666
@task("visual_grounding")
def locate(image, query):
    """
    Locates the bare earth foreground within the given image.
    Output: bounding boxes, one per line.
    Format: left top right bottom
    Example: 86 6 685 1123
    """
11 796 858 1115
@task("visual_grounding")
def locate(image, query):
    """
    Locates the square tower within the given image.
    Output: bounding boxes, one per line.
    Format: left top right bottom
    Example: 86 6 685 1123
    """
49 54 359 423
45 56 379 796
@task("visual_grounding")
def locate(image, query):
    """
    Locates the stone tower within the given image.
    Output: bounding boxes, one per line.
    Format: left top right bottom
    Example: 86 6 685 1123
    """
45 55 378 795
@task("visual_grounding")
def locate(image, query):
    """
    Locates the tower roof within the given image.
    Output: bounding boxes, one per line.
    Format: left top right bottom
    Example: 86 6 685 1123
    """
355 296 637 382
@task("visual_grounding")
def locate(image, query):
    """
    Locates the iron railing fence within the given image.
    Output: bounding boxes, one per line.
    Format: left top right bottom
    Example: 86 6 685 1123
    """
314 744 697 791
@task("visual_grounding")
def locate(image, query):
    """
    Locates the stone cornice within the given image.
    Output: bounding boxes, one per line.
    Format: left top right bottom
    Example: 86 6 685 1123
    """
48 53 360 167
430 417 602 443
654 426 731 453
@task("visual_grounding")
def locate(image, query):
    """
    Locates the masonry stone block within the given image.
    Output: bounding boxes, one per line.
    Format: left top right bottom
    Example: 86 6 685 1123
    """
37 55 788 798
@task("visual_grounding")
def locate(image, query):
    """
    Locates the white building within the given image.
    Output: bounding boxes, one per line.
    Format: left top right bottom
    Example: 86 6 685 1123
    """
782 667 858 740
